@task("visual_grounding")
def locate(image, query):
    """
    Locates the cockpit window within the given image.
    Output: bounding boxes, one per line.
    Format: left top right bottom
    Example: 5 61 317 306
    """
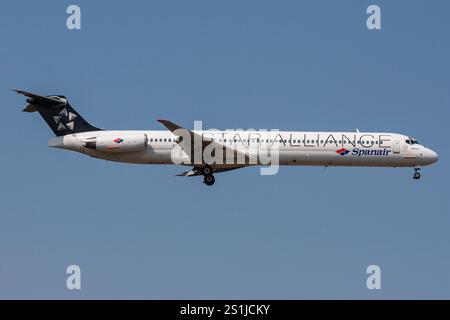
406 137 420 145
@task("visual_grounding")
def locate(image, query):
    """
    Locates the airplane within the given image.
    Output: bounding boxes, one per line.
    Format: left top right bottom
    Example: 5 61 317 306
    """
15 89 438 186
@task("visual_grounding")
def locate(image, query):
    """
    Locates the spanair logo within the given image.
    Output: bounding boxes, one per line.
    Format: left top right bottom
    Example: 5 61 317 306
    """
336 147 391 156
336 148 350 156
114 138 124 144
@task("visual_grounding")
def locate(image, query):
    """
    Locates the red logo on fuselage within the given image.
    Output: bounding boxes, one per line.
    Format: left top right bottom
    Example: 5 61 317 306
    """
336 148 350 156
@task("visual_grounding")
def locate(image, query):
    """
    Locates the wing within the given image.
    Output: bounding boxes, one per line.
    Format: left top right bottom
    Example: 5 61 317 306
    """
175 166 247 177
157 119 255 165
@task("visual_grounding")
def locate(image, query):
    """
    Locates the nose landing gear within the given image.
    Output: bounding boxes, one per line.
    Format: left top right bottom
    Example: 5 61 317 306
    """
413 166 421 180
202 165 215 186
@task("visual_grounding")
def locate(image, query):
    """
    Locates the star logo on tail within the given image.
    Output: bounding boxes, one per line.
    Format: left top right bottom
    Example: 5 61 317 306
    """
53 108 78 132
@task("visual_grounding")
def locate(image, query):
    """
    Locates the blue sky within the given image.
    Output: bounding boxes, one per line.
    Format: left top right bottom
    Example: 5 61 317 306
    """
0 0 449 299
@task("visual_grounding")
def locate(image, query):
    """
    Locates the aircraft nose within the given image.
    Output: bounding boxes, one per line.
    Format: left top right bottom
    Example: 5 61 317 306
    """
424 148 439 165
430 150 439 163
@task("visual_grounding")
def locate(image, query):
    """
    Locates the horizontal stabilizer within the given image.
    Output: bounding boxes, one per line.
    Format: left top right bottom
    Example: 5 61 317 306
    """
22 104 38 113
14 88 101 136
13 89 67 107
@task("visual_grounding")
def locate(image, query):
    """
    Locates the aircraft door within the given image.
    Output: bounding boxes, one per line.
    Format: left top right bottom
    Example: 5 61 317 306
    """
393 140 400 154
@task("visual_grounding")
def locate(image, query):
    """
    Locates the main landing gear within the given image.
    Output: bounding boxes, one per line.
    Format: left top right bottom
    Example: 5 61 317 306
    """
413 166 421 180
202 165 215 186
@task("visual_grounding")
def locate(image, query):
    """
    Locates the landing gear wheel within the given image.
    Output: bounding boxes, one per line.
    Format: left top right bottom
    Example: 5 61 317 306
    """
202 165 213 176
203 174 215 186
413 167 421 180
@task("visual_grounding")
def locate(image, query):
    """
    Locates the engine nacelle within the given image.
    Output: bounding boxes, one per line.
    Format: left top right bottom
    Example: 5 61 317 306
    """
83 134 148 153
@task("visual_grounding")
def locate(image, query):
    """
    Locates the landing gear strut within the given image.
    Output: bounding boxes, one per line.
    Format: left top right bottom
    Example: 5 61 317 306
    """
413 167 421 180
202 165 215 186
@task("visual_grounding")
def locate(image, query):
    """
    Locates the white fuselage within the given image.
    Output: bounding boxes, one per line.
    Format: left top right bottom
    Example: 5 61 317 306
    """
49 130 438 168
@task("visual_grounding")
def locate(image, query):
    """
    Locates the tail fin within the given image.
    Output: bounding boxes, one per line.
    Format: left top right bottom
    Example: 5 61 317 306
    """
14 89 102 136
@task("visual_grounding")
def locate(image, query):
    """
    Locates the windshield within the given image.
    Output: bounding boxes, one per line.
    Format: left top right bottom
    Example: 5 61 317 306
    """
405 137 420 145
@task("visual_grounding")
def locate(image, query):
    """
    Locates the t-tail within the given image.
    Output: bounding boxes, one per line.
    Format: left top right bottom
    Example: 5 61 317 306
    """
13 89 101 136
